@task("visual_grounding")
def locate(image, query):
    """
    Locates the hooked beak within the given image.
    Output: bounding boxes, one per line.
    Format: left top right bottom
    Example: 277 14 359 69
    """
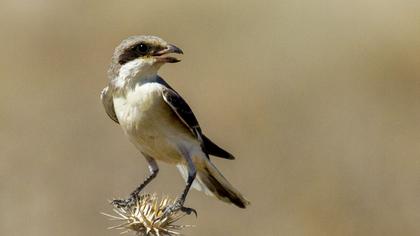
154 44 183 63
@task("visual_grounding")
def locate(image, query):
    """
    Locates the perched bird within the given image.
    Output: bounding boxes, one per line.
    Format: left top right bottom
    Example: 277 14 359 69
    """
101 35 249 215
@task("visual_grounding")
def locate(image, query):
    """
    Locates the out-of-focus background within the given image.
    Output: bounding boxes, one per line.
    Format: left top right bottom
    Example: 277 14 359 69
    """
1 0 420 235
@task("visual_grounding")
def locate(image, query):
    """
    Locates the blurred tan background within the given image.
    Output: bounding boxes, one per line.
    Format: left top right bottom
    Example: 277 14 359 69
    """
1 0 420 235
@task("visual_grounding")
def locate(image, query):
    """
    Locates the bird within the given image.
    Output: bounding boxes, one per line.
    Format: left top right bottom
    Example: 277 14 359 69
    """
101 35 249 215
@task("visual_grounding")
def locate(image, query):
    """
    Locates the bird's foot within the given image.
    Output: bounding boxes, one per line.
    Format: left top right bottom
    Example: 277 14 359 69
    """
179 205 197 217
159 199 197 219
111 195 138 209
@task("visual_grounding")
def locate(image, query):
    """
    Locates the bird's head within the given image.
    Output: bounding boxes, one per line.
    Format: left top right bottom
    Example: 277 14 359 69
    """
109 35 183 81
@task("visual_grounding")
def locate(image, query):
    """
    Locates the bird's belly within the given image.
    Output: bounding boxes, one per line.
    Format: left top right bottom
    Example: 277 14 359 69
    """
113 85 191 164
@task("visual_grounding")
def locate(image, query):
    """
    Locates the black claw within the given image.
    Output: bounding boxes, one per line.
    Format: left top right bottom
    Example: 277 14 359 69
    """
180 206 197 217
111 199 128 208
111 195 138 209
158 200 198 221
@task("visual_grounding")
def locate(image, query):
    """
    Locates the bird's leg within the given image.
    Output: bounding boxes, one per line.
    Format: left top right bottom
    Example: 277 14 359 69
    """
162 150 197 217
112 155 159 209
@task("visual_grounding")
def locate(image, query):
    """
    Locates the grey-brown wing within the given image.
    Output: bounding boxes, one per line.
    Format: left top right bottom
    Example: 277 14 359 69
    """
100 86 119 123
162 88 234 160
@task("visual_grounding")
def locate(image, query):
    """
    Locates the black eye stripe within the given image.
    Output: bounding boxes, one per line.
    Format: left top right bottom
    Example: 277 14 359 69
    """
118 43 151 65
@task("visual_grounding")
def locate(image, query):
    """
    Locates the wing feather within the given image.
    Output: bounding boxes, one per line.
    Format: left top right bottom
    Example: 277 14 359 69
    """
162 88 234 160
162 88 200 133
100 86 119 123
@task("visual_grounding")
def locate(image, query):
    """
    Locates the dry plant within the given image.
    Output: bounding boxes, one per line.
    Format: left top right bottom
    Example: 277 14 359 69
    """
102 194 194 236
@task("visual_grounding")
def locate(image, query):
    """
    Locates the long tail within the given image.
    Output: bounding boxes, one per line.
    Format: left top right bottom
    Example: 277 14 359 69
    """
177 160 250 208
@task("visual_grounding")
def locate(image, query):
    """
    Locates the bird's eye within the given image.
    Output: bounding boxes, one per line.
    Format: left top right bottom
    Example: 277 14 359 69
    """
134 43 149 54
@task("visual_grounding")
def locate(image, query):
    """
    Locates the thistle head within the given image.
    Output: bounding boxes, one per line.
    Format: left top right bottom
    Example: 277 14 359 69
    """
102 194 193 236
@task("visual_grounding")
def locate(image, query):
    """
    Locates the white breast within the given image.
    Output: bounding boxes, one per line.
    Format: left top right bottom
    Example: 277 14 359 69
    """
113 82 164 130
113 82 188 163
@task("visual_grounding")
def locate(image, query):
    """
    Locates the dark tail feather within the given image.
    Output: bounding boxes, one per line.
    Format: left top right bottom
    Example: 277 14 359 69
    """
198 160 250 208
203 172 248 208
177 159 249 208
202 135 235 160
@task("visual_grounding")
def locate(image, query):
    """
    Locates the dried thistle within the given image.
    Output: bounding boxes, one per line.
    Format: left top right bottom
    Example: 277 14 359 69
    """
102 194 194 236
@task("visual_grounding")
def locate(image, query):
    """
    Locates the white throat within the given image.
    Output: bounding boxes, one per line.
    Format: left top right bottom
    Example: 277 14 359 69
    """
113 58 161 88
